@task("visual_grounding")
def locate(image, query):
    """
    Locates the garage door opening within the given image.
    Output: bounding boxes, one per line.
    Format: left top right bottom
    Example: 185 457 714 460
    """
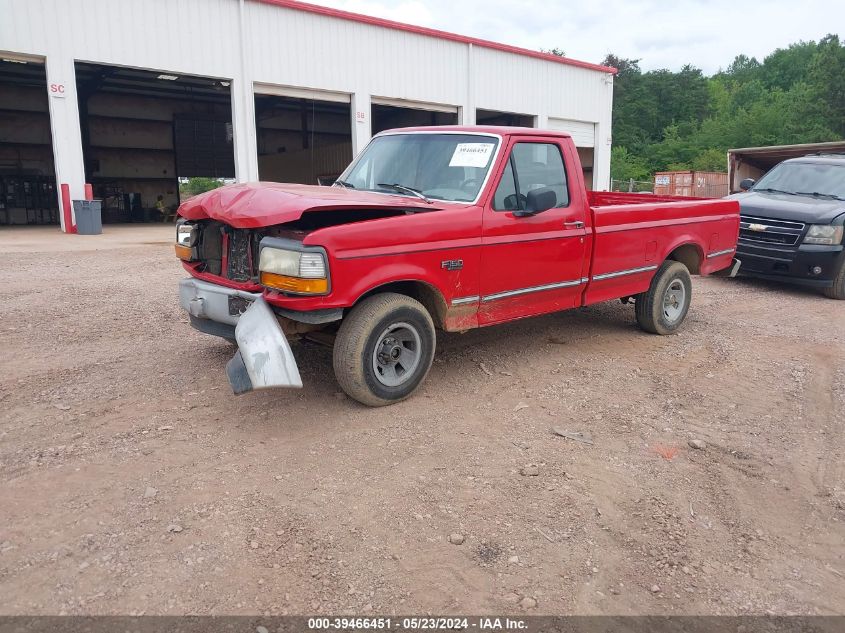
372 103 458 136
74 62 235 224
546 117 596 190
476 109 534 127
577 148 595 190
255 94 352 185
0 58 58 226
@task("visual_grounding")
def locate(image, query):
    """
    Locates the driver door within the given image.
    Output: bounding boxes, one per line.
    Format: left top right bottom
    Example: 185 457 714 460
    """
478 138 588 325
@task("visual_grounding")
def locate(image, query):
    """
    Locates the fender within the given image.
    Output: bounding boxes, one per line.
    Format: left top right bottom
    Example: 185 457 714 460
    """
661 238 706 273
351 275 473 331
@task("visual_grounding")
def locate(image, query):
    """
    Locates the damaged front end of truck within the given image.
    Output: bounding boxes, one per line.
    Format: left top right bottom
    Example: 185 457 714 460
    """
174 180 443 395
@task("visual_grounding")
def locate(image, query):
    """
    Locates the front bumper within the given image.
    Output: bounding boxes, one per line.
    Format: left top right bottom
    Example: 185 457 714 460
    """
179 277 302 392
179 277 261 331
735 241 843 288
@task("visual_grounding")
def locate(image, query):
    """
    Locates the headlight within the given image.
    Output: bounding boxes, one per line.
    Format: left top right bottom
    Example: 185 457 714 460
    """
259 245 329 295
803 224 844 245
175 222 197 260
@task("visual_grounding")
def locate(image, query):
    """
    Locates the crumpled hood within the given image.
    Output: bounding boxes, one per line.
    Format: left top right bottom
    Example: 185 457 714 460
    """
728 191 845 224
177 182 446 228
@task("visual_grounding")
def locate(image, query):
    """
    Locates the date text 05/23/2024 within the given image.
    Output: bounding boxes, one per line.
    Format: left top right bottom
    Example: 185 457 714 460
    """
306 617 528 630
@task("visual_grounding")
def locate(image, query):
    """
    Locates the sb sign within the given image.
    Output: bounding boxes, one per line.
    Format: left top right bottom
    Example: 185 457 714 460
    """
49 82 66 98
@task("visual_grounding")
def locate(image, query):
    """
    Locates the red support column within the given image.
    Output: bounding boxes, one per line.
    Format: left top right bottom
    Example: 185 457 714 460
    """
61 183 77 234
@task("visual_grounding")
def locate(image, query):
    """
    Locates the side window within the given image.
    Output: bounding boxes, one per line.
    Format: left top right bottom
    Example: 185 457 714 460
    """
492 142 569 211
493 160 517 210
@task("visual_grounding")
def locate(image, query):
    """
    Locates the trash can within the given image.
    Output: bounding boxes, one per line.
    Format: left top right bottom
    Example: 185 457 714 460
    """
72 200 103 235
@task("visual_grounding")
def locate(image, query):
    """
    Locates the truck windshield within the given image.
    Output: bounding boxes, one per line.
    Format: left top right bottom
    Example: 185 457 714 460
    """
337 133 500 203
753 161 845 200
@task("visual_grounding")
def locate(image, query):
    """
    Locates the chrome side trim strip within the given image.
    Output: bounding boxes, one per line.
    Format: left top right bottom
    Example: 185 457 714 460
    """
451 295 480 306
591 264 659 281
707 247 736 259
481 279 584 303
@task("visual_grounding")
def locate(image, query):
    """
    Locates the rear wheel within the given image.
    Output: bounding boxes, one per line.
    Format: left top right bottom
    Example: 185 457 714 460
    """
822 256 845 300
635 261 692 335
333 293 436 406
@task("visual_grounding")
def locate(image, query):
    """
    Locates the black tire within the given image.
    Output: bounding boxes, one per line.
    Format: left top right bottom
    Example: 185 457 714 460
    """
822 255 845 300
333 293 436 406
635 260 692 335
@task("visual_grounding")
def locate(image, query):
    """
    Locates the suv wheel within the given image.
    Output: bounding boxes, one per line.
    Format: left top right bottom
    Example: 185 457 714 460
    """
823 255 845 300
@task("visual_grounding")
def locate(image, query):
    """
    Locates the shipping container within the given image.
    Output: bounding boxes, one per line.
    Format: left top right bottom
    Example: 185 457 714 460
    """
653 171 729 198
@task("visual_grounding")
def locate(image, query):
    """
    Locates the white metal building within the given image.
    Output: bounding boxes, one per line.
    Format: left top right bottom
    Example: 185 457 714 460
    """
0 0 615 231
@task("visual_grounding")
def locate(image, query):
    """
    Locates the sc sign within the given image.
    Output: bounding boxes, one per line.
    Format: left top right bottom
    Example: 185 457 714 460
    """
49 82 66 98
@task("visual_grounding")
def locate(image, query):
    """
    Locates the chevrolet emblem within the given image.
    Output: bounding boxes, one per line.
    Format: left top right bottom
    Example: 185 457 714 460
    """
748 223 767 232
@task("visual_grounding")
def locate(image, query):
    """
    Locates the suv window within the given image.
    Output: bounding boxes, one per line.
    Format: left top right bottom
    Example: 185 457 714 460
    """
493 143 569 211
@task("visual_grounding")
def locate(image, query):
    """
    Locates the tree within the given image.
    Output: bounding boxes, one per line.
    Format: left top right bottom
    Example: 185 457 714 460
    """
760 41 819 91
601 54 641 78
610 146 649 182
180 177 225 199
600 36 844 183
691 148 728 172
805 34 845 137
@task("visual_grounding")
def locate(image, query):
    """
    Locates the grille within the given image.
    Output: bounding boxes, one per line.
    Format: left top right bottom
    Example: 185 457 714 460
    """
196 223 256 281
739 215 805 246
227 229 253 282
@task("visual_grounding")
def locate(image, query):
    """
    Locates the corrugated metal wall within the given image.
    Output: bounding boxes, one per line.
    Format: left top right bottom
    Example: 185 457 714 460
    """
547 118 596 148
246 3 469 105
0 0 614 225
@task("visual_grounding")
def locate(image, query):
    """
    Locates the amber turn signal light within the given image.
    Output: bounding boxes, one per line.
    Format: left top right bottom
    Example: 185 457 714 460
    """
259 271 328 294
174 244 194 260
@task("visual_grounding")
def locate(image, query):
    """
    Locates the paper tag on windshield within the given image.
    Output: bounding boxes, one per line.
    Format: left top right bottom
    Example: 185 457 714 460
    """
449 143 494 168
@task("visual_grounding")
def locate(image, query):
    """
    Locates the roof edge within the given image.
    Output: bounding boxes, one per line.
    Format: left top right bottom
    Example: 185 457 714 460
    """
728 140 845 154
254 0 618 75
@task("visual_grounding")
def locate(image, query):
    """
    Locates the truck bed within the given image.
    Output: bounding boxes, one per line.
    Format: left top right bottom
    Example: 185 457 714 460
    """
583 192 740 306
587 191 702 207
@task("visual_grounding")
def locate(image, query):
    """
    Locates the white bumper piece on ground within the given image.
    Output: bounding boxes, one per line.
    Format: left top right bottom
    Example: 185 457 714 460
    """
179 277 302 394
226 296 303 394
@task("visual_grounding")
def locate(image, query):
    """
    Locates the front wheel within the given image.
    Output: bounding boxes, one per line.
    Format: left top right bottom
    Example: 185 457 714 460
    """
635 261 692 335
333 293 436 406
822 256 845 300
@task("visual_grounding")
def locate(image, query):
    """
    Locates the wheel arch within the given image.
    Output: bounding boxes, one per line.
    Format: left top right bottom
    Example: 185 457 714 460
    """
355 279 448 328
665 241 704 275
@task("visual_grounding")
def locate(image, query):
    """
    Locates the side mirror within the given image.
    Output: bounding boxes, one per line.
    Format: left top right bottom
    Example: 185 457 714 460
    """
739 178 755 191
515 188 557 217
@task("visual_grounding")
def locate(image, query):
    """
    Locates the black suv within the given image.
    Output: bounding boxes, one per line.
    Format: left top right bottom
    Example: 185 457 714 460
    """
728 154 845 299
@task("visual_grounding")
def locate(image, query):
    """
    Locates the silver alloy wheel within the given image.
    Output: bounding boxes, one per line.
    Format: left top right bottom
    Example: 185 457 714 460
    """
663 279 686 323
371 321 422 387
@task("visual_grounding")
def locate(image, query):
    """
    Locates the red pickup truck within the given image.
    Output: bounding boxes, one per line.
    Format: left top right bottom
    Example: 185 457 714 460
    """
176 126 740 406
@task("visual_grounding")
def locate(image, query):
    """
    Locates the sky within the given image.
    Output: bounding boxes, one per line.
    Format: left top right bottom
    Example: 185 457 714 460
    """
306 0 843 74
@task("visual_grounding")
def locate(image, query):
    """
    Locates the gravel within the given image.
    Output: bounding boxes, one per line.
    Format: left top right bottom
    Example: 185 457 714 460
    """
1 226 843 616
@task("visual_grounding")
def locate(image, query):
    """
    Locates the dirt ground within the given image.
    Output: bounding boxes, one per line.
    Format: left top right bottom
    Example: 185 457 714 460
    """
1 225 843 616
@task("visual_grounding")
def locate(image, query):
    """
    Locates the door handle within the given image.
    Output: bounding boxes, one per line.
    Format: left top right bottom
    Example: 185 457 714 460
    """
564 220 585 229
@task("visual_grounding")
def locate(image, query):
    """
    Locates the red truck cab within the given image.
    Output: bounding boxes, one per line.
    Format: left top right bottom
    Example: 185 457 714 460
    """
176 126 740 405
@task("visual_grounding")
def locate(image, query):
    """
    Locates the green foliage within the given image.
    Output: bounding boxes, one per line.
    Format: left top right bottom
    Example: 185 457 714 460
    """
180 177 225 198
610 146 650 182
691 148 728 172
603 35 845 182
